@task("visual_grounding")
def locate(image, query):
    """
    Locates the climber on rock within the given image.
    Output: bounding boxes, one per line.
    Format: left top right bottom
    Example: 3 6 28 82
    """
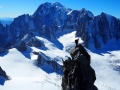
75 38 79 47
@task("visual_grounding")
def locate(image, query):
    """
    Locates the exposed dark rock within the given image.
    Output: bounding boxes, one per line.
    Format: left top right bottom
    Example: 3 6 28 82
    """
0 66 10 80
93 36 101 49
36 52 62 73
61 44 98 90
0 48 6 54
109 59 120 72
16 41 27 51
27 37 44 47
37 52 47 66
32 51 39 55
0 23 7 48
76 12 120 49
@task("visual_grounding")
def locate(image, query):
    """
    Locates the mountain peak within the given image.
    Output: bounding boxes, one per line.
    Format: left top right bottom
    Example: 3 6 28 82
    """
39 2 64 8
80 8 94 18
100 12 114 19
100 12 113 17
80 8 87 12
52 2 64 7
100 12 106 16
35 2 64 14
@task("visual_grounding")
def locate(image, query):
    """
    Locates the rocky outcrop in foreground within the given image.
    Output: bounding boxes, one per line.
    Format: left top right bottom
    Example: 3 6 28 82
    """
0 66 10 85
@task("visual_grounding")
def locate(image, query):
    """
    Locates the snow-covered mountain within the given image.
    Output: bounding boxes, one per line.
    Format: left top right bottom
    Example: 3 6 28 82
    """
0 2 119 50
78 12 120 49
0 31 120 90
0 2 120 90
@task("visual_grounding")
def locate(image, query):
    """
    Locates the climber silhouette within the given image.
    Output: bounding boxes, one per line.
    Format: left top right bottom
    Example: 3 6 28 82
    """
75 38 79 47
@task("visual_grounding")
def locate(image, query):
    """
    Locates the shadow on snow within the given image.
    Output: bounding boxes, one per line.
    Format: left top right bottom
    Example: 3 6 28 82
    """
20 47 32 60
89 44 120 56
40 65 63 75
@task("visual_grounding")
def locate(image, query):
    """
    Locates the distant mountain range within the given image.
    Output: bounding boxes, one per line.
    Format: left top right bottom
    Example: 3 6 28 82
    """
0 17 14 26
0 2 120 50
0 17 14 21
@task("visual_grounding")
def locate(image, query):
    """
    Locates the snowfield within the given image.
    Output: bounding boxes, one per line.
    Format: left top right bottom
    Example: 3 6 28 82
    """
0 48 62 90
0 31 120 90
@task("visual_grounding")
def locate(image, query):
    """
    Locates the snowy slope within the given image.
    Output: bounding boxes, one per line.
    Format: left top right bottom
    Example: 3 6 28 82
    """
0 48 62 90
0 30 120 90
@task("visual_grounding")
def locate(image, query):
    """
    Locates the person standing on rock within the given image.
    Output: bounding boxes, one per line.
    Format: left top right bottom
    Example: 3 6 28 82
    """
75 38 79 47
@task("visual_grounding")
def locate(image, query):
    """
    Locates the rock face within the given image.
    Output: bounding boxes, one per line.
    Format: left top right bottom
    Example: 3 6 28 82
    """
27 37 44 47
0 2 120 49
0 23 7 48
62 44 98 90
0 66 10 85
0 66 10 80
36 52 62 73
0 48 6 54
16 41 27 51
79 12 120 49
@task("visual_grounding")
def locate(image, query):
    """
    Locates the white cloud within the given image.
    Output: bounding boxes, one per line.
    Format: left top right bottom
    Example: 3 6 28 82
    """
0 6 2 8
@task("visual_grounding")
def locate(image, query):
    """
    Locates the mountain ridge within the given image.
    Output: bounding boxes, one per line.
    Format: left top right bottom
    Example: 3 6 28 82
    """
0 2 120 50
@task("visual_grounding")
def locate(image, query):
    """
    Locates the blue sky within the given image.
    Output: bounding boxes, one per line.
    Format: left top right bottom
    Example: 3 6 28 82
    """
0 0 120 18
